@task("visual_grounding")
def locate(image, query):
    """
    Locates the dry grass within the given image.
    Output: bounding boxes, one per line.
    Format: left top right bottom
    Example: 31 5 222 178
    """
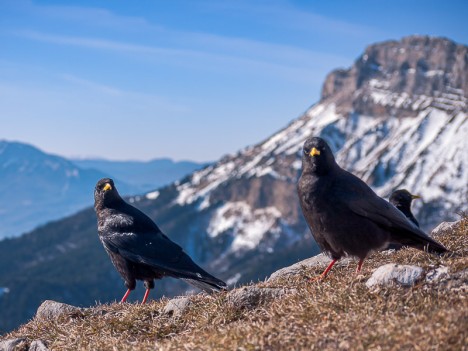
3 217 467 351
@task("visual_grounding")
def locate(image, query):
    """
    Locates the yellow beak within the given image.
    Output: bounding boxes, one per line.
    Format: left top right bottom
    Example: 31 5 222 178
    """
103 183 112 192
411 194 421 199
309 147 321 157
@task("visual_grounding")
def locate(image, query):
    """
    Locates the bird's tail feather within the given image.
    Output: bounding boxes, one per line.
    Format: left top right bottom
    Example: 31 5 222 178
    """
166 252 227 293
391 230 448 255
181 277 227 293
425 240 448 255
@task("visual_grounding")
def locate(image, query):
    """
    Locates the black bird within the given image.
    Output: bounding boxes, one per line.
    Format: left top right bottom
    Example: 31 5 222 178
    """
386 189 421 250
297 137 447 279
389 189 421 227
94 178 227 303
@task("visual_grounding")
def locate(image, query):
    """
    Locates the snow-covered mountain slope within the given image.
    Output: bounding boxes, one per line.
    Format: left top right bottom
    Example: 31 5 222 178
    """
174 101 466 224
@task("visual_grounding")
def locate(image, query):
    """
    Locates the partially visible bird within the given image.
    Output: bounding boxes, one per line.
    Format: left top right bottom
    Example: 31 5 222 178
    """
94 178 227 304
386 189 421 250
297 137 447 279
389 189 421 227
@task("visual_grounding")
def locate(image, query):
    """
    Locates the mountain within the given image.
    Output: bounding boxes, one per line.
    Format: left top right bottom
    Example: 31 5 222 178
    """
0 35 466 333
0 141 139 239
0 142 205 239
72 158 208 193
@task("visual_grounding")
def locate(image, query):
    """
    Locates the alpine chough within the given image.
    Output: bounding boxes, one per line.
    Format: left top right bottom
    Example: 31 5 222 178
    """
297 137 447 279
386 189 421 250
94 178 227 303
389 189 421 227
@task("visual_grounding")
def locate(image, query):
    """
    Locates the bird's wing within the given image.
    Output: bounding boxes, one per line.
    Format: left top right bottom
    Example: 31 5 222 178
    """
97 199 226 291
102 227 223 283
101 203 225 282
102 228 184 268
335 170 445 249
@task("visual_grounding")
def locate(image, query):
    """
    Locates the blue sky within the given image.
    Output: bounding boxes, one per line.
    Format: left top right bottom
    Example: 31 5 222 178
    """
1 0 466 161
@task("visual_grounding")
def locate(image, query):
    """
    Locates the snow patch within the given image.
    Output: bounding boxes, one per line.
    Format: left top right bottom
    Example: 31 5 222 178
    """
207 202 282 251
44 160 61 171
226 273 242 285
145 191 160 200
65 169 79 178
425 70 444 77
175 161 236 206
0 287 10 297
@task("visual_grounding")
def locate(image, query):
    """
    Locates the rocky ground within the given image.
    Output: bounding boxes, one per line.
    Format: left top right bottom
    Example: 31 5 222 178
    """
1 217 466 351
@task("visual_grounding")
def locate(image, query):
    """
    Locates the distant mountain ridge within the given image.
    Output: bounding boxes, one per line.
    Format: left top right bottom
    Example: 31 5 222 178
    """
0 141 206 239
0 140 134 238
0 35 466 333
72 158 207 193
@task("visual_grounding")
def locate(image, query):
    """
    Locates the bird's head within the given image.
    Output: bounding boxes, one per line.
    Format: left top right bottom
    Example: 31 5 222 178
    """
301 137 337 175
94 178 122 208
389 189 421 208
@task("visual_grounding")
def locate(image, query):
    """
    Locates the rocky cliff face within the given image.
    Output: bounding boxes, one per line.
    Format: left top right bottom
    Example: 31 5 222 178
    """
321 35 467 117
0 35 466 333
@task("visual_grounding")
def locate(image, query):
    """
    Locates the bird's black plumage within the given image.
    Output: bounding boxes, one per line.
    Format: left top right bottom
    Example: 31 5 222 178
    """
389 189 420 227
297 137 447 278
94 178 226 303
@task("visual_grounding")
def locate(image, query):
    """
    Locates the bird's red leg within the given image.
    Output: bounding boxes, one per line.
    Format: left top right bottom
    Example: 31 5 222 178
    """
356 258 365 274
310 259 338 281
141 289 151 304
120 289 131 303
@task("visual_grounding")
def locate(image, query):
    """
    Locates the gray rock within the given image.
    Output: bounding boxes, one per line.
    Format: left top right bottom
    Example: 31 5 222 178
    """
227 286 294 310
435 269 468 293
268 253 351 282
425 266 449 283
28 341 49 351
366 264 424 289
431 220 460 236
162 297 191 317
0 338 27 351
35 300 83 321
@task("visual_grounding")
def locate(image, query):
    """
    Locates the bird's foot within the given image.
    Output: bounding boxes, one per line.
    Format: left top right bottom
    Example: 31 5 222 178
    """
308 259 338 282
308 274 327 282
